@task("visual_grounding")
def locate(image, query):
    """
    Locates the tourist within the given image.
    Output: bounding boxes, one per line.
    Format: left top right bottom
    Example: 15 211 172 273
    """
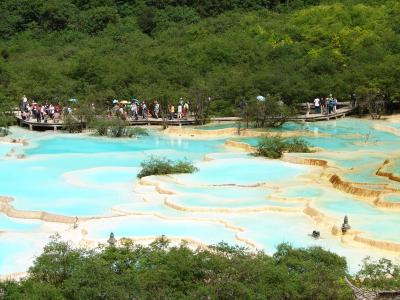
21 109 28 120
39 105 45 122
351 93 357 108
327 94 334 114
22 95 28 111
54 104 61 123
113 104 119 116
142 102 148 120
306 102 310 116
131 101 138 120
169 104 175 120
177 102 183 119
320 97 326 115
24 103 31 121
313 97 320 114
333 97 337 113
48 104 55 120
32 103 38 121
183 101 189 118
154 100 160 119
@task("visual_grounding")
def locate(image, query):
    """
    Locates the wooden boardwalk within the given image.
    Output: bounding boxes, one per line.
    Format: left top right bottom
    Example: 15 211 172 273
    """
14 104 357 131
15 115 199 131
287 105 356 122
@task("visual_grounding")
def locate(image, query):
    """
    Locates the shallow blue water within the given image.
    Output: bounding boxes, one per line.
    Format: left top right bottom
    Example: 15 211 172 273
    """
0 215 41 232
0 118 400 275
26 135 224 156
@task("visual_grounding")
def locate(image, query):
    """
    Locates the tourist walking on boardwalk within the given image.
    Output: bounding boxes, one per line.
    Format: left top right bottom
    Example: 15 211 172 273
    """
54 104 61 123
327 94 334 114
40 105 45 122
142 102 148 120
313 97 320 114
328 97 333 114
131 101 138 120
183 101 189 118
306 102 310 116
177 102 183 119
169 104 175 120
351 93 357 108
320 97 326 115
22 95 28 111
154 100 160 119
333 97 337 113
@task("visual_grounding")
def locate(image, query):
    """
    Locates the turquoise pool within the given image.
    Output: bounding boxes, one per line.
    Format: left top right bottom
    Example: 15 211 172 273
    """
0 117 400 275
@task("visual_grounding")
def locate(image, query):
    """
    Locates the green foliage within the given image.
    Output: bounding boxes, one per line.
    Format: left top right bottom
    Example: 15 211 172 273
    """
28 234 82 286
273 243 351 299
243 95 296 128
355 257 400 290
137 6 157 35
137 156 198 178
79 6 119 35
0 0 399 115
63 114 84 133
255 135 312 158
1 238 353 299
90 117 149 138
155 6 201 31
0 95 16 135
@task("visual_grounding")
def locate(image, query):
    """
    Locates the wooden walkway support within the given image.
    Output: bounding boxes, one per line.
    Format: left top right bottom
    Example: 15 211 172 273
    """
345 277 400 300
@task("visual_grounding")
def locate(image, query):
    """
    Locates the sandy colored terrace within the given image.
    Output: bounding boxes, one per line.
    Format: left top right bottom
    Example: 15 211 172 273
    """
1 118 400 277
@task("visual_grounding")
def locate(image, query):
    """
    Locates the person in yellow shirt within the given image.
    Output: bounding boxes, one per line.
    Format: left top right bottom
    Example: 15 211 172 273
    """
169 104 175 120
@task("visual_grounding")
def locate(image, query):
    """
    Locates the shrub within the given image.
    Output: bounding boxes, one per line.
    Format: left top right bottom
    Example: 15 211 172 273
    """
91 117 148 138
354 257 400 290
137 156 198 178
255 135 312 159
63 114 84 133
0 238 353 299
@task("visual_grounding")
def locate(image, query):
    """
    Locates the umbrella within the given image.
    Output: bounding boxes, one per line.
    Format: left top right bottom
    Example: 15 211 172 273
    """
256 95 266 102
120 100 129 104
69 98 78 103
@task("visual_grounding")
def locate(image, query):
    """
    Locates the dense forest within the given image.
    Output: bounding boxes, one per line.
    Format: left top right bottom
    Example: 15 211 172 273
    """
1 236 400 299
0 0 399 115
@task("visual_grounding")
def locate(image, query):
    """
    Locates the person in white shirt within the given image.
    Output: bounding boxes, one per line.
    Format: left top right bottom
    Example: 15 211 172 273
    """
131 102 138 120
22 95 28 111
177 104 183 119
314 97 320 114
154 101 160 119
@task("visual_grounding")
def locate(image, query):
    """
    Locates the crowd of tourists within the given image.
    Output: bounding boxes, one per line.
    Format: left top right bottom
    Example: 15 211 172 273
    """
312 94 338 115
20 95 191 123
109 98 190 121
20 95 65 123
